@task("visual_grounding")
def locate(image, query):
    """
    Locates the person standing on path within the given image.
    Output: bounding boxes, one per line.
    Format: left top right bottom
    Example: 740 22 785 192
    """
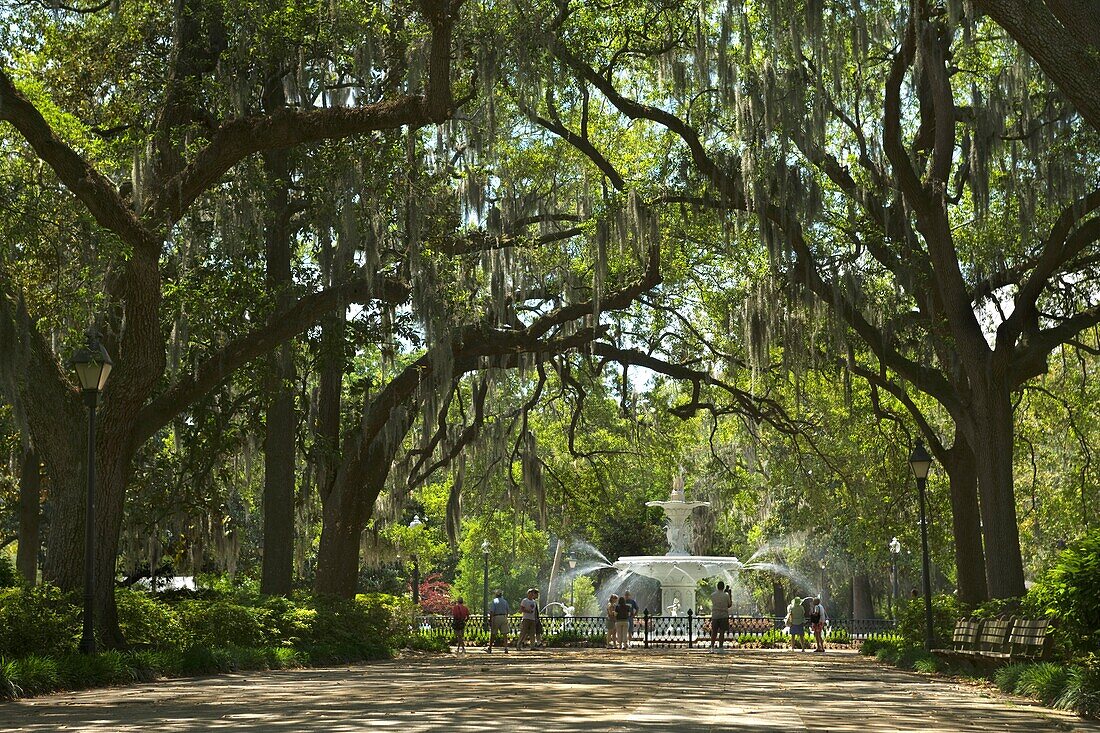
614 595 632 649
487 590 510 653
785 596 806 651
810 596 828 652
533 589 545 648
623 591 639 646
517 588 539 650
606 594 619 648
709 581 731 650
451 598 470 653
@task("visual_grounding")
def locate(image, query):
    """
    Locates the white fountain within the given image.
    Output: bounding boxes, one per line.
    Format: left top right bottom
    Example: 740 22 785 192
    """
613 474 745 614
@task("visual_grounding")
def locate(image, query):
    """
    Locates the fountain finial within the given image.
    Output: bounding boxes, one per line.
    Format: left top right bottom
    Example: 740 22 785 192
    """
671 469 685 501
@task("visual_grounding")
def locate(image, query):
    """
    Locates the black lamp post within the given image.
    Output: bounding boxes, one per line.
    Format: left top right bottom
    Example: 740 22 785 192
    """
567 556 577 608
818 557 828 602
909 440 935 651
408 514 423 606
70 330 113 656
481 539 490 623
889 536 902 619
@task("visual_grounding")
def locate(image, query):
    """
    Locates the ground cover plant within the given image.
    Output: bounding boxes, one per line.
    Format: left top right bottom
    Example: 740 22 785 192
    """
860 562 1100 719
0 585 420 699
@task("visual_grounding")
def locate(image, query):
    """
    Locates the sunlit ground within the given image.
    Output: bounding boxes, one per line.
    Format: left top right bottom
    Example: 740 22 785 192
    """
2 648 1095 732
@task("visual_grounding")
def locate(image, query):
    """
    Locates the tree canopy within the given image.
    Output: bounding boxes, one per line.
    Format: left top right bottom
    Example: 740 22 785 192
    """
1 0 1098 644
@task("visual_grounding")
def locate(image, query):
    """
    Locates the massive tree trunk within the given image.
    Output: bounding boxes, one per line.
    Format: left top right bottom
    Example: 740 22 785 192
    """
969 375 1027 598
259 112 297 595
852 573 874 619
17 446 41 583
942 434 988 605
315 424 411 597
314 485 369 597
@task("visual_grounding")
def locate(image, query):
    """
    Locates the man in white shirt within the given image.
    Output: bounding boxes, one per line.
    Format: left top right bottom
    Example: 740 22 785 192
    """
709 581 732 649
517 588 539 650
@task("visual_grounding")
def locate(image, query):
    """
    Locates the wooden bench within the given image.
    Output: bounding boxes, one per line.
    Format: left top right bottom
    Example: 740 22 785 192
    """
980 618 1051 663
931 618 981 659
932 617 1051 666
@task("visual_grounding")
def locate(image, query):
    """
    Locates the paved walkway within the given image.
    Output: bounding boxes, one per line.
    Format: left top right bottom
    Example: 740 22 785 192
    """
2 648 1096 732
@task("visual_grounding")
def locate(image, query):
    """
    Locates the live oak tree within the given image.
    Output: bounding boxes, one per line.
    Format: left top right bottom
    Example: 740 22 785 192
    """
537 0 1100 598
0 0 467 644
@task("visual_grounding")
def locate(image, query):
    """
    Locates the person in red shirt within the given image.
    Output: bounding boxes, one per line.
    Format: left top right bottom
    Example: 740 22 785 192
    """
451 598 471 653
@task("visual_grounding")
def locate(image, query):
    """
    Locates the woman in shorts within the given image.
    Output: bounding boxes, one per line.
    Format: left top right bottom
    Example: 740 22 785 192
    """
606 594 619 647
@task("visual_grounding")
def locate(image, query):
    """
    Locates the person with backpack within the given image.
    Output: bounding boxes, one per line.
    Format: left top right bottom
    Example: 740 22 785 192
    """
451 597 470 653
785 596 806 651
809 596 828 652
614 594 632 649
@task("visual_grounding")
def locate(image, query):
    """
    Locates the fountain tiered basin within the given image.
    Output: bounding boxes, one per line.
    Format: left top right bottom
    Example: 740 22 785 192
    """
606 476 745 613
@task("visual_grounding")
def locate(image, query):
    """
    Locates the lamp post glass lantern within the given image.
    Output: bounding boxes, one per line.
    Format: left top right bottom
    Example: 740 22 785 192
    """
70 330 113 655
909 440 935 650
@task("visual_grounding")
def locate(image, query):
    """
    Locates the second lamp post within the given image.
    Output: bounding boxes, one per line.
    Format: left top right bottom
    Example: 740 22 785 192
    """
909 440 935 651
70 331 113 656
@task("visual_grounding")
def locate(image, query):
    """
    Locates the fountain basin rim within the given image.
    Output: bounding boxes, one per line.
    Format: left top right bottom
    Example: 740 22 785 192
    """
614 555 743 564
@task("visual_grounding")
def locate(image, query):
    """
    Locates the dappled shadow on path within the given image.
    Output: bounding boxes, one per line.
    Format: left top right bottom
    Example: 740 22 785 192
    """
1 649 1095 732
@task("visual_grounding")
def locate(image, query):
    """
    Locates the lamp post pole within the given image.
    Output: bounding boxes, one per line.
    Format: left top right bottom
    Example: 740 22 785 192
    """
910 440 935 651
889 537 901 619
481 540 490 624
567 557 577 608
70 331 113 656
81 388 97 655
407 515 424 607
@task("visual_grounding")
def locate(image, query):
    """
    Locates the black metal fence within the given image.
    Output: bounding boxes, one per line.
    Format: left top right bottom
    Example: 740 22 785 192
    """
413 612 897 648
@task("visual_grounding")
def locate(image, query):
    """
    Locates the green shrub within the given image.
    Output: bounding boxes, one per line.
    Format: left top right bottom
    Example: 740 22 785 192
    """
0 585 79 658
994 663 1028 693
268 647 305 668
0 556 18 588
406 635 449 652
914 656 943 674
10 654 59 695
125 650 177 681
259 596 316 646
299 593 409 658
825 628 850 644
176 600 270 648
1026 530 1100 657
1074 654 1100 718
116 589 186 650
896 594 960 649
970 597 1023 620
53 651 131 690
1015 663 1070 704
0 658 16 699
894 646 938 671
860 635 903 656
179 645 226 675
